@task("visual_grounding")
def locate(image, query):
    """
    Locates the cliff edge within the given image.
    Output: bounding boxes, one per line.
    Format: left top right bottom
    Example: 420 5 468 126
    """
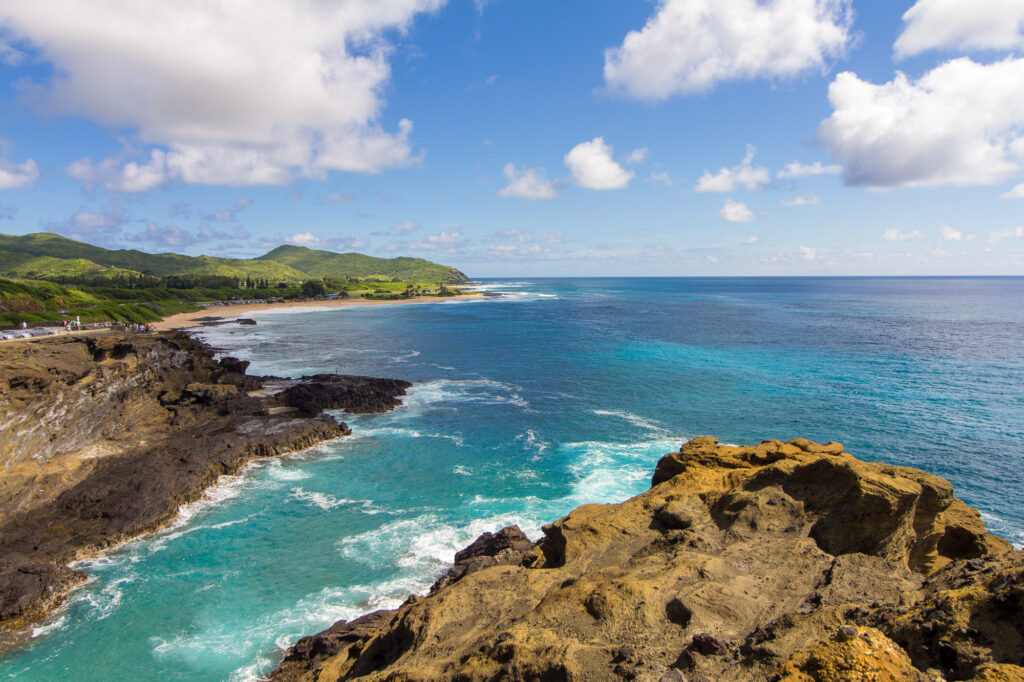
0 331 410 641
271 436 1021 682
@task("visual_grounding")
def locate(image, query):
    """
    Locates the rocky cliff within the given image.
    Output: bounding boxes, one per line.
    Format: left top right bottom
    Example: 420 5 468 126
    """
271 436 1022 682
0 331 410 641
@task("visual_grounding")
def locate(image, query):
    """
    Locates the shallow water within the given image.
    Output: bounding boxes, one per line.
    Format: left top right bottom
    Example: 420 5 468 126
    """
3 277 1023 680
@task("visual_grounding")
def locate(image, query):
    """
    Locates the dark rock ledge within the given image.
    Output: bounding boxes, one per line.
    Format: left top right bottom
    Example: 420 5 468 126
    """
269 437 1022 682
0 331 410 645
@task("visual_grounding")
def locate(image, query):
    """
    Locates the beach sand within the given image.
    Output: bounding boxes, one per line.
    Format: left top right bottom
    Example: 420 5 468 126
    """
152 293 483 331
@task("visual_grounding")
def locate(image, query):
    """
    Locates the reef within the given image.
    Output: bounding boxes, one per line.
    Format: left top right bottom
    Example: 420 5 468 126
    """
0 331 410 642
270 436 1022 682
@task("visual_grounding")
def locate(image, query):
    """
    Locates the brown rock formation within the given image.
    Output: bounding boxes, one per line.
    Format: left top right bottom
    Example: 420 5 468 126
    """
0 331 410 642
270 436 1020 682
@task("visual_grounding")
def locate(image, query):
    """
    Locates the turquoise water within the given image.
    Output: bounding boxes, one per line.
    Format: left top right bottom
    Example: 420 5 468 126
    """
3 277 1023 680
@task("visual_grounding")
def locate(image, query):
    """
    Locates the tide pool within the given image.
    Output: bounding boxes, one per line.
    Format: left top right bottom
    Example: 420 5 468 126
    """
3 277 1022 680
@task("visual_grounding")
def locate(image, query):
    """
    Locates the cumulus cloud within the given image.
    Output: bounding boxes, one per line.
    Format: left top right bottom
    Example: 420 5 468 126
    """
625 147 649 165
542 231 565 244
881 228 925 242
391 220 419 233
986 226 1024 244
743 235 760 244
2 1 442 189
564 138 633 190
818 58 1024 189
799 245 818 260
283 231 367 250
781 193 820 207
895 0 1024 59
1002 183 1024 199
777 160 842 179
66 150 166 193
695 145 770 193
719 199 754 222
940 224 963 241
0 157 39 189
603 0 853 99
498 163 559 200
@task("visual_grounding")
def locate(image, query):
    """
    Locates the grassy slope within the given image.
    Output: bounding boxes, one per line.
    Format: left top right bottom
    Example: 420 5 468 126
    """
0 233 307 280
257 245 469 283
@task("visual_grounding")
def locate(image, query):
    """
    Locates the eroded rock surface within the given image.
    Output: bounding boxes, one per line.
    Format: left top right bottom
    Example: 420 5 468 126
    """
271 436 1020 682
0 332 409 640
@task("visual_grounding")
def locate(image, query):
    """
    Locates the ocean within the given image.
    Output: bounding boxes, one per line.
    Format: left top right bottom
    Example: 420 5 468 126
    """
3 277 1023 680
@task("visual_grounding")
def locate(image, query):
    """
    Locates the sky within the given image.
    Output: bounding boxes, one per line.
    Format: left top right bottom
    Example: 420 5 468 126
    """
0 0 1022 276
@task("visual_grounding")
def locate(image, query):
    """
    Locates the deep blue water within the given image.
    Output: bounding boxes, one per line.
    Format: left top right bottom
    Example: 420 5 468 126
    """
3 277 1023 680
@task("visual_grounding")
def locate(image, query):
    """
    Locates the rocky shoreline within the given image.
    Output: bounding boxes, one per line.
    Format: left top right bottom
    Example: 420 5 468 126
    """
0 331 410 645
270 437 1023 682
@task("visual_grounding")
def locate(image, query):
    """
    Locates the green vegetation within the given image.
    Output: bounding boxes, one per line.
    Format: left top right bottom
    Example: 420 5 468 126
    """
256 245 468 283
0 232 471 327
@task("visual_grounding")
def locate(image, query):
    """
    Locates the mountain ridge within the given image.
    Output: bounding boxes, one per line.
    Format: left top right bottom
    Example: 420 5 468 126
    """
0 233 468 283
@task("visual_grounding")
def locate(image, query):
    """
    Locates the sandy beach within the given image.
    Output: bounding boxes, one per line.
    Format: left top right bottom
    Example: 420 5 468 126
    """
152 293 483 331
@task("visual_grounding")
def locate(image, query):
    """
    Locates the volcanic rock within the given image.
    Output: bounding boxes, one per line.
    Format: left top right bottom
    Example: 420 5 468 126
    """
270 436 1020 681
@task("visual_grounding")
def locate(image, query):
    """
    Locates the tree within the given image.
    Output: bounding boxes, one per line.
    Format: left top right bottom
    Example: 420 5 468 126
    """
301 279 326 297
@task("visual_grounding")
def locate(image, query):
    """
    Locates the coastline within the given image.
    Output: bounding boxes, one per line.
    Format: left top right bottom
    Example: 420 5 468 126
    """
152 293 483 331
0 331 411 646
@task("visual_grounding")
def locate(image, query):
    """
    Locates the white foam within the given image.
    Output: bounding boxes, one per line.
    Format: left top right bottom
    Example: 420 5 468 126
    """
592 409 670 434
30 614 66 638
290 487 359 511
453 465 472 476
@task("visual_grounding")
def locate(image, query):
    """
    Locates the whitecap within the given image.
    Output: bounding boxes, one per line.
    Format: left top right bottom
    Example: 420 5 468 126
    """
453 465 472 476
592 409 670 434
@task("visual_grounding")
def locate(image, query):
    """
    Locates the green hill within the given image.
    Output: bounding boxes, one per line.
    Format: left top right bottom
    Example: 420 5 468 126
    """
256 245 469 283
0 233 468 283
0 233 307 281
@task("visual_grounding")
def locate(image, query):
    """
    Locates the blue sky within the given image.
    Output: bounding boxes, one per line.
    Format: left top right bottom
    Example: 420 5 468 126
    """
0 0 1022 276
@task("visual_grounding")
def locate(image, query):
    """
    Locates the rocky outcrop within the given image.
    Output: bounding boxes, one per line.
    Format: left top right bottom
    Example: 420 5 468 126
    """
277 375 412 416
270 436 1020 682
0 331 409 641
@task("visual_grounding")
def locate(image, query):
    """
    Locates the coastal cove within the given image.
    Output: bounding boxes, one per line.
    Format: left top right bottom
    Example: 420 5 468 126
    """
2 277 1023 680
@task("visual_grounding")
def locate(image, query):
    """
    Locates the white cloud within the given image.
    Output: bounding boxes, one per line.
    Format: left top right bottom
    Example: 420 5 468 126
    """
67 150 167 193
695 145 770 193
564 137 634 190
542 231 565 244
2 1 442 188
410 229 467 254
895 0 1024 59
603 0 853 99
799 245 818 260
625 147 649 165
719 199 754 222
646 170 673 186
1002 183 1024 199
498 163 559 200
881 228 925 242
940 224 963 241
73 207 123 229
777 160 842 179
818 57 1024 189
987 226 1024 243
781 193 820 207
743 235 760 244
0 157 39 189
131 223 195 248
391 220 419 233
286 232 329 247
